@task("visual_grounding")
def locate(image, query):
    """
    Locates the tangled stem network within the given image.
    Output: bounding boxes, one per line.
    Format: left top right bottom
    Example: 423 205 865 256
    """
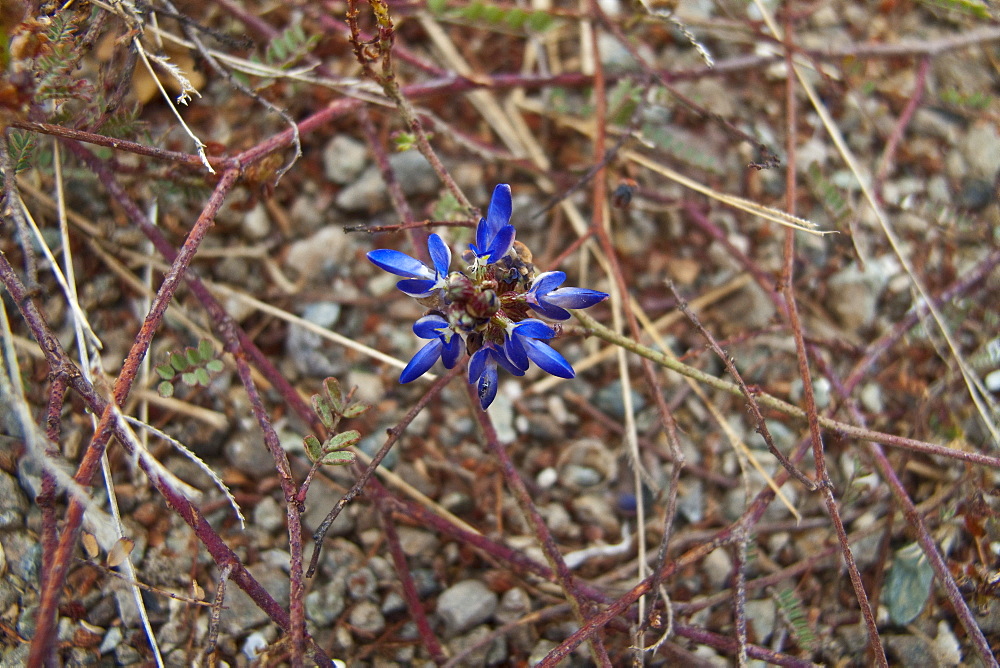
367 184 608 408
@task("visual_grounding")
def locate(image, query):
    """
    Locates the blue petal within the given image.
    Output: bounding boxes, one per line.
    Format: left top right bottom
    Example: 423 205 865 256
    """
397 279 438 296
547 288 608 310
441 335 463 368
427 234 451 276
530 271 566 296
485 184 512 235
492 346 525 376
503 333 529 371
367 249 433 279
527 301 572 321
477 364 499 409
400 339 443 383
468 347 489 385
413 314 449 339
484 225 515 263
524 339 575 379
513 319 555 340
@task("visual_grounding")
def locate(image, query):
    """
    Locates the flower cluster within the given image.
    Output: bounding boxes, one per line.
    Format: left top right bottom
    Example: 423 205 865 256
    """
368 184 608 409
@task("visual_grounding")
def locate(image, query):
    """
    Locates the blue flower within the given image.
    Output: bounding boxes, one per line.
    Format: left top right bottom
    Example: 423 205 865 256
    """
503 319 575 379
399 314 463 383
525 271 608 321
368 233 452 297
468 184 515 265
468 341 524 409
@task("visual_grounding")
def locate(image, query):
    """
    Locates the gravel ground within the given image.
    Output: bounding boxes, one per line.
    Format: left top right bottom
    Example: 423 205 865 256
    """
1 0 999 666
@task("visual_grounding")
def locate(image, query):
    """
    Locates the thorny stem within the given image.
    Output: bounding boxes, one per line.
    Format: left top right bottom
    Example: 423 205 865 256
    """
467 383 612 667
231 347 307 666
573 309 1000 470
373 493 448 664
25 168 240 666
307 364 465 577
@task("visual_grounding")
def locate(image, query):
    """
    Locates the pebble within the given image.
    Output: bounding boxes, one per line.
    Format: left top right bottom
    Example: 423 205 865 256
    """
436 579 498 637
448 625 508 666
252 496 285 533
348 599 386 636
305 578 347 627
570 494 620 536
1 529 40 584
960 121 1000 180
241 203 271 240
357 434 397 470
593 380 646 419
346 567 377 600
0 470 28 528
556 439 618 491
495 587 531 625
396 527 439 558
220 563 289 636
336 150 438 212
827 257 899 331
744 598 777 643
323 135 369 185
224 435 276 479
956 178 995 211
788 377 832 409
242 630 269 660
381 591 406 616
703 546 733 589
284 225 352 282
285 301 346 379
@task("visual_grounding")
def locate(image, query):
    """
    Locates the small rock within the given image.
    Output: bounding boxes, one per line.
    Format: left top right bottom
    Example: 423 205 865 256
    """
827 257 899 331
703 546 732 589
220 563 289 636
956 177 995 211
323 135 369 185
960 121 1000 179
396 527 439 558
253 496 285 533
224 435 276 479
241 203 271 240
556 439 618 491
305 578 347 627
495 587 531 625
436 580 498 637
745 598 777 643
381 591 406 616
286 302 346 379
0 471 28 528
336 150 438 212
284 226 352 282
242 630 269 660
885 634 934 667
348 600 386 636
357 434 397 470
594 380 646 419
448 625 508 666
1 529 40 584
346 567 377 600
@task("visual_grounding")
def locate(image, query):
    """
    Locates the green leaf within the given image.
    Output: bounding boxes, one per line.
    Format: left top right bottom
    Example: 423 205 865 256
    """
186 348 201 366
155 364 175 380
325 430 361 451
885 542 934 625
194 367 211 386
428 0 448 13
323 377 344 412
303 435 324 462
525 11 555 32
321 450 356 466
198 339 213 359
205 359 224 373
312 394 334 430
158 381 174 398
504 8 528 28
181 371 198 386
170 352 189 371
341 403 368 419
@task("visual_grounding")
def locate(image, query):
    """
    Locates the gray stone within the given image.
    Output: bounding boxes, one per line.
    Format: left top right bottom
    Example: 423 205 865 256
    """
495 587 531 624
286 301 346 379
827 257 899 332
396 527 439 558
703 546 732 589
956 178 995 211
323 135 369 185
0 470 28 528
224 435 276 478
357 434 396 471
1 529 40 584
253 496 285 533
448 625 508 666
348 599 386 636
336 150 438 212
594 380 646 419
885 634 936 668
436 580 498 637
381 591 406 616
284 226 353 282
241 203 271 240
745 598 777 643
306 577 347 627
219 562 289 635
346 567 377 600
960 121 1000 179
